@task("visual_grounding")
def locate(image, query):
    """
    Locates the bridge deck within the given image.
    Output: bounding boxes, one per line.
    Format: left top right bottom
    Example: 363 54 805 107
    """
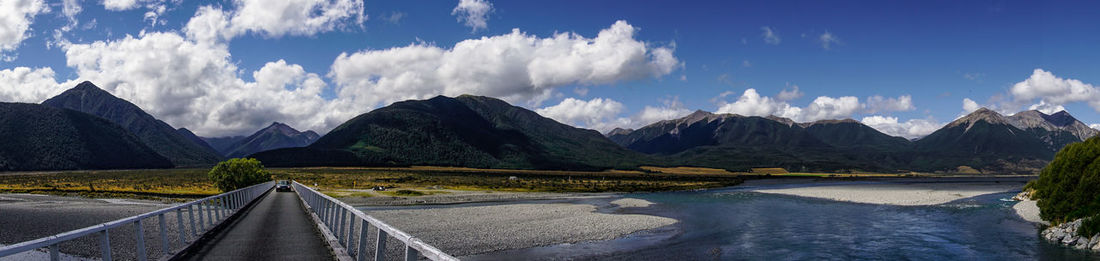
175 190 333 261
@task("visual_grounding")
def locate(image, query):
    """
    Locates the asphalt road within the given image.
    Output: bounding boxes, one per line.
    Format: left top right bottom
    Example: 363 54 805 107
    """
176 191 333 261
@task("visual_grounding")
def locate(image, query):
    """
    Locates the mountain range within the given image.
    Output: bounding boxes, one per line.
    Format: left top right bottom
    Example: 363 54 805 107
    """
3 81 1096 173
0 102 172 170
609 108 1098 173
41 82 223 166
202 122 320 158
252 95 647 170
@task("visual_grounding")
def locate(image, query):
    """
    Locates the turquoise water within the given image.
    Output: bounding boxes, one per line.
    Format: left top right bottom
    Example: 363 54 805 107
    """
468 183 1100 260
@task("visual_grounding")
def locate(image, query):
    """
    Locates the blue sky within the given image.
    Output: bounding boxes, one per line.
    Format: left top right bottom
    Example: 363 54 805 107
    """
1 0 1098 138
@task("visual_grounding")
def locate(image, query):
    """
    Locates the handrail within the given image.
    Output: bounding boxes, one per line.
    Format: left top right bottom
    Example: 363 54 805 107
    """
291 181 460 261
0 181 276 261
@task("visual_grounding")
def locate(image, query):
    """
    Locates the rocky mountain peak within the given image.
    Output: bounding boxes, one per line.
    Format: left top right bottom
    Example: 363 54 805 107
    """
606 127 634 136
948 107 1008 130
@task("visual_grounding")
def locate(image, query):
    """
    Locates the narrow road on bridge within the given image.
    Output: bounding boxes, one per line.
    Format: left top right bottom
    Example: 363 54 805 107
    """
175 190 334 261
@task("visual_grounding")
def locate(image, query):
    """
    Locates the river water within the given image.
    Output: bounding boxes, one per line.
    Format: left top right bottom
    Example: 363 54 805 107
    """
468 182 1100 260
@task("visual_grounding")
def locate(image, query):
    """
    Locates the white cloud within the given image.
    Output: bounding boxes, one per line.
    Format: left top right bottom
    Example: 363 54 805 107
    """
536 97 626 132
634 96 692 126
102 0 138 10
865 95 914 113
819 31 840 50
715 88 801 119
452 0 492 31
536 96 692 132
761 26 780 45
1028 100 1066 114
63 32 355 137
861 116 943 139
715 88 913 122
0 0 46 56
776 84 802 101
1010 69 1099 110
0 67 65 103
801 96 861 121
1090 123 1100 130
381 11 405 24
330 20 680 108
184 0 366 43
962 98 980 113
184 6 232 44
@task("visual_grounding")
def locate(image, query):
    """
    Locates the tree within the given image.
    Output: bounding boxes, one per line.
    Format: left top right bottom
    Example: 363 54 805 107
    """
208 158 272 192
1028 136 1100 236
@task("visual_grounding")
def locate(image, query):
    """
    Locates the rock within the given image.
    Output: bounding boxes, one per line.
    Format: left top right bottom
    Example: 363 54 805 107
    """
1077 237 1091 249
1063 235 1078 245
1052 229 1066 242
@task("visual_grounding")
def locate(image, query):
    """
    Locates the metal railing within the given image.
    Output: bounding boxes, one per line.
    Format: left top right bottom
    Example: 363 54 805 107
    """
291 181 459 261
0 181 275 261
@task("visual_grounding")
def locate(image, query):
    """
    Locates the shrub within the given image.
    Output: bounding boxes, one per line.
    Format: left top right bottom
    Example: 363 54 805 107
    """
208 158 272 192
1029 136 1100 233
393 189 424 196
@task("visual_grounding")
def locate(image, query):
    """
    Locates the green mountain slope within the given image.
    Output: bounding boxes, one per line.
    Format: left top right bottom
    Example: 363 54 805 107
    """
253 95 646 170
41 81 223 166
0 102 172 170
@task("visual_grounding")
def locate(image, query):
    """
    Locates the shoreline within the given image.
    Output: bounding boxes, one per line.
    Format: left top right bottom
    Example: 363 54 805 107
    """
746 178 1028 206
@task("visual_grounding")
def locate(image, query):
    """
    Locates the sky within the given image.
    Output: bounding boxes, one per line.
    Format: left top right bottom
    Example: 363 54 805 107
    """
0 0 1099 139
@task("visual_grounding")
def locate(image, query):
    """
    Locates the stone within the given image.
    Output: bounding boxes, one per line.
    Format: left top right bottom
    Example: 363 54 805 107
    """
1052 229 1066 242
1076 237 1091 249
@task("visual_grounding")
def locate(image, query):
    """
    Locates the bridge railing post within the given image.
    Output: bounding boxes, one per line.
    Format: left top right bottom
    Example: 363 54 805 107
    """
374 229 387 261
357 219 368 261
134 219 146 261
339 208 348 244
158 213 168 257
48 244 58 261
188 205 198 238
176 208 187 246
100 229 112 261
405 245 419 261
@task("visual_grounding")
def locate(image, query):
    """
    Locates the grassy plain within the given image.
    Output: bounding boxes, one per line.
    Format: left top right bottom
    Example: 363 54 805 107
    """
0 166 747 198
0 166 934 200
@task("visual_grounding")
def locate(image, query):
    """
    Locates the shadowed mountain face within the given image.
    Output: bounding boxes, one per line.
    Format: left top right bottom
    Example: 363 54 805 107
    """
607 111 911 172
0 102 172 170
41 81 223 166
910 108 1093 173
213 122 320 158
253 95 646 170
177 128 218 155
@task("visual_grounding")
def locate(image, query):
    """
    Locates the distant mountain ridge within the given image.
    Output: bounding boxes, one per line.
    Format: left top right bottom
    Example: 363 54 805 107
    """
210 122 320 158
42 82 223 166
609 107 1098 173
0 102 172 170
253 95 647 170
607 110 911 172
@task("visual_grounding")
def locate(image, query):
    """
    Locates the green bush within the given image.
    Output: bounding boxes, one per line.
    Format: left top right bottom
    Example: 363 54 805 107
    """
1029 136 1100 234
208 158 271 192
1082 216 1100 237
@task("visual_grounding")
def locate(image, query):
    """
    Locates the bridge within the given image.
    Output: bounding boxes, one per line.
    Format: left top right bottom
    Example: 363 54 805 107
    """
0 181 457 261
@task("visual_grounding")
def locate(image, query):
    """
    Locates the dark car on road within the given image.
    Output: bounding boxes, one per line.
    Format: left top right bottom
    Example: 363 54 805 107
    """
276 180 292 192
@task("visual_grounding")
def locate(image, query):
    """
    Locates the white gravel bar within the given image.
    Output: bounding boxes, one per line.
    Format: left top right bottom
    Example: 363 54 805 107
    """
1014 200 1049 225
752 182 1022 206
368 202 676 256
